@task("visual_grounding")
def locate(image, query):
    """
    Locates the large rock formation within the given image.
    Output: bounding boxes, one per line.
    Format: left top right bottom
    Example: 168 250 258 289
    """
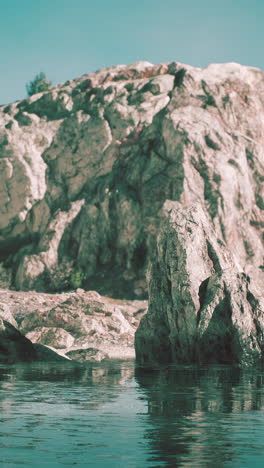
0 60 263 365
0 61 263 299
135 203 264 365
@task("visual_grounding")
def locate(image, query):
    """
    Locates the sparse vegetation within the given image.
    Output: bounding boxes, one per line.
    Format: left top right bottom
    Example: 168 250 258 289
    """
244 240 254 259
222 95 230 108
245 148 254 169
228 159 240 169
191 156 220 219
204 135 221 151
174 68 186 88
70 269 86 289
197 80 217 108
26 72 52 96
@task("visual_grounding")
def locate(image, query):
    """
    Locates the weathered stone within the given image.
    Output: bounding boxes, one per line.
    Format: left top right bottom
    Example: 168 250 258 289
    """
0 61 262 299
26 327 75 349
0 60 263 366
0 312 70 363
135 203 264 365
0 288 147 361
15 199 85 290
0 302 17 327
66 348 109 362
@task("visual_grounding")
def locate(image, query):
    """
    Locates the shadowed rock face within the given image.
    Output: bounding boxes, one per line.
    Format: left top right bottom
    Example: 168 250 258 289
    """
0 319 67 363
0 319 37 363
0 61 263 299
135 203 264 365
0 60 263 365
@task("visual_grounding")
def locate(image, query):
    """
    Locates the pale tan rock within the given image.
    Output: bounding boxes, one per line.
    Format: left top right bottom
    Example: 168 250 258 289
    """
0 303 17 327
15 199 85 290
26 327 75 349
0 288 147 362
0 60 262 302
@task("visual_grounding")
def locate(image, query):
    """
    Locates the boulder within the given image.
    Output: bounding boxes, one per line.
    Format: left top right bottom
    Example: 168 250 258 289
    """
0 319 37 363
135 203 264 365
0 317 69 363
26 327 75 349
33 343 70 362
66 348 109 362
0 288 147 362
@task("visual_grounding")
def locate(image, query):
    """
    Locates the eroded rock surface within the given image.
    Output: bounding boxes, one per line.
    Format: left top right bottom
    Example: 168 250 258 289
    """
0 61 263 298
0 288 147 362
0 60 263 365
135 203 264 365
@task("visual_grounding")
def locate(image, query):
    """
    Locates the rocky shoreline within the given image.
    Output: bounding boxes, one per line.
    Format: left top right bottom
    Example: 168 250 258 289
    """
0 288 147 363
0 59 263 366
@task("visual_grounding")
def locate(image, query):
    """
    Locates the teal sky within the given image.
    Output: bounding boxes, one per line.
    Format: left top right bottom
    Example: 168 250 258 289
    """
0 0 263 104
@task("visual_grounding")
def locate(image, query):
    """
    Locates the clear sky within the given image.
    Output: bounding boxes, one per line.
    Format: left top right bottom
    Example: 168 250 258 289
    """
0 0 263 104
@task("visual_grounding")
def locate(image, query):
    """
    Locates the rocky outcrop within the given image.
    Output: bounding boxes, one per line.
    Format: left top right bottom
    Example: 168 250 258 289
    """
0 61 263 299
0 319 37 363
0 318 68 363
0 288 147 362
135 203 264 365
0 60 263 365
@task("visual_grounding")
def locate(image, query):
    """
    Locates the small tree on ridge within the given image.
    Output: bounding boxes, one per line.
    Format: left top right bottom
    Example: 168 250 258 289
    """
26 72 52 96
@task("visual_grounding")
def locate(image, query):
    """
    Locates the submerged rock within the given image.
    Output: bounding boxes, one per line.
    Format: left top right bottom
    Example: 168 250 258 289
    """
66 348 109 362
135 203 264 366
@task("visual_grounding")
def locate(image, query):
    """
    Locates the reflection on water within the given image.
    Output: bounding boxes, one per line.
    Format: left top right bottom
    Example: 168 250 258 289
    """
135 365 264 467
0 362 264 467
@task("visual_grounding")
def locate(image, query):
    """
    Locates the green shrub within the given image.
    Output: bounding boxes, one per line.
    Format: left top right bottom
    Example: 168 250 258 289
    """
26 72 52 96
70 269 86 289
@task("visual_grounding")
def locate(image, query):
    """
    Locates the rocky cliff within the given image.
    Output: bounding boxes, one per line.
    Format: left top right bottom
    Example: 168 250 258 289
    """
1 60 263 300
0 60 263 364
135 203 264 365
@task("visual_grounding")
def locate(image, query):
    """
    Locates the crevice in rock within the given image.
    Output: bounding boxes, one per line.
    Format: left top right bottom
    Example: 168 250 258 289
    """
131 239 148 271
196 277 210 325
219 217 227 242
206 241 222 273
0 235 39 265
197 296 239 364
191 156 220 219
245 148 254 169
247 289 259 310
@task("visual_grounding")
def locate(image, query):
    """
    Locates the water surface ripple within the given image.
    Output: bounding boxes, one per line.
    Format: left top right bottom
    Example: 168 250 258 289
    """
0 362 264 467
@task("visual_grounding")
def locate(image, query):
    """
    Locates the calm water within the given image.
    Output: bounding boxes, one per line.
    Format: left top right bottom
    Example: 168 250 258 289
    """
0 362 264 467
